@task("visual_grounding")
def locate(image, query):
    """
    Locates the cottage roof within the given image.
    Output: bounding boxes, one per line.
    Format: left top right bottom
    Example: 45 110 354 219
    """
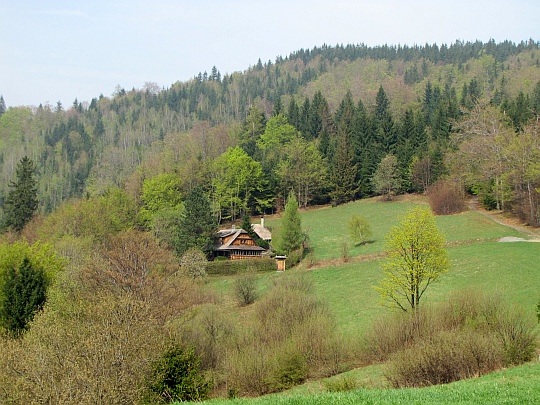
251 223 272 241
215 228 266 252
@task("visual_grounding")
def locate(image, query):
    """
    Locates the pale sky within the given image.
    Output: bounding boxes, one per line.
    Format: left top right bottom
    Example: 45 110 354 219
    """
1 0 539 108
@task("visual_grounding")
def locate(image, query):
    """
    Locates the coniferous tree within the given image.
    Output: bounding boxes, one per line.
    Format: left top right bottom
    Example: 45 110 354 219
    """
174 187 216 257
4 156 38 232
276 192 303 255
329 131 359 205
374 86 396 154
0 257 47 334
0 95 6 117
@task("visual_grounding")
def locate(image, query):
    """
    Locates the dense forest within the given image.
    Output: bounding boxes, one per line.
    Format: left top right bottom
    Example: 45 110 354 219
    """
1 38 540 403
1 39 540 227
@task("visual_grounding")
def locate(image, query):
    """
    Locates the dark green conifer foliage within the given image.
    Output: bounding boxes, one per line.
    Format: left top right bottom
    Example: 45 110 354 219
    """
329 131 359 205
146 345 211 402
0 257 47 334
0 95 6 117
374 86 396 153
287 98 300 130
174 187 216 257
4 156 38 232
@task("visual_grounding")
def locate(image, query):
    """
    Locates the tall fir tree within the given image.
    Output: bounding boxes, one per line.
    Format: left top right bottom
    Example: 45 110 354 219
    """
174 187 216 257
276 192 303 255
0 95 6 117
0 256 47 334
374 86 396 154
4 156 38 231
329 131 359 205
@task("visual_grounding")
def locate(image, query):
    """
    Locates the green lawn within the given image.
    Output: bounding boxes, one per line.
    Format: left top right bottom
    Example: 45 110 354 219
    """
305 241 540 335
265 198 524 261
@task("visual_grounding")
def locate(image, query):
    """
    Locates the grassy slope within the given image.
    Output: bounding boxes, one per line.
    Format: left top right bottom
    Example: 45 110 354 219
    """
202 197 540 404
199 362 540 404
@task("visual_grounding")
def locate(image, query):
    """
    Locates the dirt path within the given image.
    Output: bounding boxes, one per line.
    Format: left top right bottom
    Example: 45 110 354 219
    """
467 197 540 240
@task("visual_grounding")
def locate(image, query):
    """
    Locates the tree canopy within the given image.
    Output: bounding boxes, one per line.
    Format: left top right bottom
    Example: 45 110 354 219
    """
375 206 449 312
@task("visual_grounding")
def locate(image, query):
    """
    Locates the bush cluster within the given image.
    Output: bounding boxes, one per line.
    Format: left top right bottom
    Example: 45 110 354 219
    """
177 274 351 397
428 179 465 215
363 290 538 387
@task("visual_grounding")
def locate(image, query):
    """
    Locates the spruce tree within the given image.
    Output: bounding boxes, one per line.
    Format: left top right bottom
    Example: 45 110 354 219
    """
329 131 359 205
0 257 47 334
0 95 6 117
276 192 303 255
4 156 38 231
173 187 216 257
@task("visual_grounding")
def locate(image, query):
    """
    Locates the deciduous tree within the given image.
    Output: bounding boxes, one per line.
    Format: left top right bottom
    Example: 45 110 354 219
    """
372 154 401 200
348 214 373 245
375 206 449 312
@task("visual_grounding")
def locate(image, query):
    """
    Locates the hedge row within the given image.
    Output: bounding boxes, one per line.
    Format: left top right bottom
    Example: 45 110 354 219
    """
206 257 276 275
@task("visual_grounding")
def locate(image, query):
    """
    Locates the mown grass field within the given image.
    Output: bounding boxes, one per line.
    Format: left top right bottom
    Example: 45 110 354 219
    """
201 197 540 404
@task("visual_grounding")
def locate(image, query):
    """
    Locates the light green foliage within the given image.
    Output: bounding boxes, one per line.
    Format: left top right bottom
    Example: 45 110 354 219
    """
0 241 65 326
39 188 136 243
275 192 304 255
257 114 297 152
138 173 183 226
348 214 373 245
277 137 328 208
212 146 265 220
372 153 401 200
375 206 449 312
0 240 65 284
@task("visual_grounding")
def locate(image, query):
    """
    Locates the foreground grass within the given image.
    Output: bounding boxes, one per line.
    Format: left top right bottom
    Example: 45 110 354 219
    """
196 362 540 404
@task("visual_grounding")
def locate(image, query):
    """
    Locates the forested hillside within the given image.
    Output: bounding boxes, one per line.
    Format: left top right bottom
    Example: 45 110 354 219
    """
1 38 540 403
1 39 540 227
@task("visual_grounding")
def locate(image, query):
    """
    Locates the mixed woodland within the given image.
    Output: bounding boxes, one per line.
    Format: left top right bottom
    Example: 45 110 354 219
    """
1 39 540 403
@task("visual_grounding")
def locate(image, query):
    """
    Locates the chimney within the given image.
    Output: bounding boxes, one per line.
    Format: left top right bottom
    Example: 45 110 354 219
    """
260 216 265 228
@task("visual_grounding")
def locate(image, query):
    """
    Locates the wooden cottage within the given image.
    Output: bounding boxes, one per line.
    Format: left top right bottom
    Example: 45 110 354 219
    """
214 228 267 260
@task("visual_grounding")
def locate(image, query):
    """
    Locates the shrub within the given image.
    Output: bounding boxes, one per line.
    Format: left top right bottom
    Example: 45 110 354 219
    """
285 246 304 268
365 290 538 388
234 271 258 306
428 179 465 215
386 330 503 387
266 347 308 392
340 240 349 263
180 248 207 278
176 304 234 371
323 375 359 392
146 345 211 403
222 274 346 396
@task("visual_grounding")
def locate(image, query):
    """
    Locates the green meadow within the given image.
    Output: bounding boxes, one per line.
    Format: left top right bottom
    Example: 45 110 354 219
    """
202 197 540 404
